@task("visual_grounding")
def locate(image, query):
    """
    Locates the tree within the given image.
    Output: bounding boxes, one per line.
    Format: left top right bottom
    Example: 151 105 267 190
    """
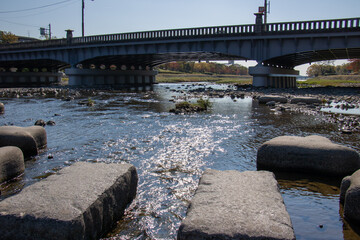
306 63 336 77
0 31 18 44
347 59 360 73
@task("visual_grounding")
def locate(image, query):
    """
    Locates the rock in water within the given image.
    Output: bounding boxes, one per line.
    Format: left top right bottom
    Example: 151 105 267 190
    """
257 135 360 177
0 162 138 240
178 169 295 240
340 169 360 223
0 146 24 183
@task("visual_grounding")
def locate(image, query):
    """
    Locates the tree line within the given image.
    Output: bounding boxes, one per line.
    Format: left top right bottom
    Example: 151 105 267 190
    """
157 61 248 75
306 60 360 77
0 31 18 44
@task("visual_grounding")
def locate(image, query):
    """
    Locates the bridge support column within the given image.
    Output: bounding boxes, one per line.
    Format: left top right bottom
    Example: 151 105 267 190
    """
65 68 157 90
0 72 62 87
249 65 299 88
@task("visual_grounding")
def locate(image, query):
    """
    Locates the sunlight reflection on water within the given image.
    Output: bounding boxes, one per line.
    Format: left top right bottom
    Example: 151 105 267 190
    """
0 83 359 240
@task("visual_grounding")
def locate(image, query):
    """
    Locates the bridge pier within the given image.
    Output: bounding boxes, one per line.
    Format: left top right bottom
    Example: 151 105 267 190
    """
0 72 62 87
65 68 157 89
249 65 299 88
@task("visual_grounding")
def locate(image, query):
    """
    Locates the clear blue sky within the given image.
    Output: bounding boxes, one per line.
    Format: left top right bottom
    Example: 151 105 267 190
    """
1 0 359 74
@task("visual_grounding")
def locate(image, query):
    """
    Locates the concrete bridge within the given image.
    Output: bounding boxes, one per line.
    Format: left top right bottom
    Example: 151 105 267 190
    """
0 15 359 88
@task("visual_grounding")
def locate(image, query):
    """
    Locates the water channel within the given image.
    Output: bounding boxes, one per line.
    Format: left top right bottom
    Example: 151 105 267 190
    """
0 83 359 240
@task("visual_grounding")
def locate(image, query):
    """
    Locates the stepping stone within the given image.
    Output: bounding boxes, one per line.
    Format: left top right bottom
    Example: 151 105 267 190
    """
0 162 138 240
290 97 321 104
0 126 47 158
258 95 287 104
0 102 4 114
257 135 360 177
340 169 360 223
178 169 295 240
0 146 24 183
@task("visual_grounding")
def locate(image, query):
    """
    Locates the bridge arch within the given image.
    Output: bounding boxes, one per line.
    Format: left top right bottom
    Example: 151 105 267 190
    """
0 17 359 88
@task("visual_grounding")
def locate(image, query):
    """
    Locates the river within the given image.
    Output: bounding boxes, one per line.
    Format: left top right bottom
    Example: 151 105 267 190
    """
0 83 359 240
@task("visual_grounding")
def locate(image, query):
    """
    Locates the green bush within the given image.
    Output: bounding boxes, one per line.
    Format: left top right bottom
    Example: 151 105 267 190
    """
196 98 212 110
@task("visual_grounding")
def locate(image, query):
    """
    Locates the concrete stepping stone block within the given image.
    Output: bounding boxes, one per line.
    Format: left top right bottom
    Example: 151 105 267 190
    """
290 97 321 104
0 102 4 114
178 169 295 240
0 162 138 240
258 95 288 104
257 135 360 177
0 126 47 158
340 169 360 223
0 146 24 183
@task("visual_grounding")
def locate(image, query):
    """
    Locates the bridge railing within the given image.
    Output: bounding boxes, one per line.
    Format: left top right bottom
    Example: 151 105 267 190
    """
70 24 256 44
266 18 360 32
1 18 359 50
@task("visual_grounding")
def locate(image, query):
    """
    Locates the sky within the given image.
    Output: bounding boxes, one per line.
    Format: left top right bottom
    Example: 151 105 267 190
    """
1 0 360 75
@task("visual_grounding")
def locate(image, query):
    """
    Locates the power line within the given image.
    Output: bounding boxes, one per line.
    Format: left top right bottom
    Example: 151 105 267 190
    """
0 19 41 28
0 0 76 14
3 0 78 19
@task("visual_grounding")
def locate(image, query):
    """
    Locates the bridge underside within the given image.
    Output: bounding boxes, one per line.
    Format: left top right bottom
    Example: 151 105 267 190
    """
78 52 245 69
264 48 360 68
0 59 69 72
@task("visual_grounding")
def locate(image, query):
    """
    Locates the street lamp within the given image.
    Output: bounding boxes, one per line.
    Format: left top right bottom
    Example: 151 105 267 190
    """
82 0 94 37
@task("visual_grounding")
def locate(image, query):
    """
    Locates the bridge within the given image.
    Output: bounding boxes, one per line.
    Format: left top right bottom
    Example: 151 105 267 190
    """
0 14 359 88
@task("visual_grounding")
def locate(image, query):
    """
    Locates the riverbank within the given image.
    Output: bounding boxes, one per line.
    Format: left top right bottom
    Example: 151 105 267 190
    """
298 75 360 87
157 71 360 86
156 70 252 84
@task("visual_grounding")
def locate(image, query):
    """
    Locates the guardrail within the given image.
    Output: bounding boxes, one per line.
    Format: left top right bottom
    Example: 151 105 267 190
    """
1 18 359 51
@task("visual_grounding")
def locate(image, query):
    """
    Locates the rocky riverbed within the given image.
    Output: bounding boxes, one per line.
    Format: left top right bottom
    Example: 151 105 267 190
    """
0 84 359 239
167 84 360 134
0 85 359 134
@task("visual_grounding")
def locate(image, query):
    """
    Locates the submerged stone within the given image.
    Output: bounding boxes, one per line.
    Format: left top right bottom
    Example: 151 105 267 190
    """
0 162 138 240
178 169 295 240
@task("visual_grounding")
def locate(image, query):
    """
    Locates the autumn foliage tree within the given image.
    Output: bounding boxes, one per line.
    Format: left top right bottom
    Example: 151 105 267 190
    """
158 61 248 75
347 59 360 73
0 31 18 44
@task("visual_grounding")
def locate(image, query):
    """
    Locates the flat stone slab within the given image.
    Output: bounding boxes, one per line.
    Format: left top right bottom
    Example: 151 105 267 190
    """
290 97 321 104
340 169 360 223
257 135 360 177
178 169 295 240
0 162 138 240
258 95 288 104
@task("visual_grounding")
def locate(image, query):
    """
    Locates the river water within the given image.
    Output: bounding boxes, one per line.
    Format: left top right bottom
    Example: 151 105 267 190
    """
0 83 359 240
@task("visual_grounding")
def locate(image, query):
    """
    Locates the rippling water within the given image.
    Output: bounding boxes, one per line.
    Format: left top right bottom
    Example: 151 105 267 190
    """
0 83 359 240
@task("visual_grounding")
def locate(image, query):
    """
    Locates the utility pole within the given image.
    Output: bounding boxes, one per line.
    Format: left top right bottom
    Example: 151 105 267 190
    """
264 0 268 25
48 23 51 40
82 0 85 37
82 0 94 37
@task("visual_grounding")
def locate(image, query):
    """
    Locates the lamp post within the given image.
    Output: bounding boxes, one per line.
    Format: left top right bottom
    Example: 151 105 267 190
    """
82 0 94 37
